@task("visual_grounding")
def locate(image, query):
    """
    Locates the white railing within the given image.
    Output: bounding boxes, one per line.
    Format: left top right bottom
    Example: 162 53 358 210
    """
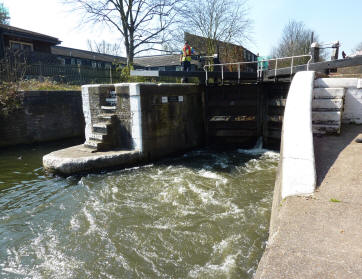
203 54 313 84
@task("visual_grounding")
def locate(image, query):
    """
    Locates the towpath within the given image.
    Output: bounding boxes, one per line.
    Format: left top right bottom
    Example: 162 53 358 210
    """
256 124 362 278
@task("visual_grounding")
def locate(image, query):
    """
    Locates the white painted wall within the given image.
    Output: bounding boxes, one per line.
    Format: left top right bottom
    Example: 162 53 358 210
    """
314 78 362 124
343 88 362 124
129 84 143 152
81 85 93 142
281 71 316 198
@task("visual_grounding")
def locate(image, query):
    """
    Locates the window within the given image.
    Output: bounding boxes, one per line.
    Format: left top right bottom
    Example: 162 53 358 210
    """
92 61 97 68
10 40 33 51
77 59 82 65
105 63 111 69
71 58 75 65
57 57 66 65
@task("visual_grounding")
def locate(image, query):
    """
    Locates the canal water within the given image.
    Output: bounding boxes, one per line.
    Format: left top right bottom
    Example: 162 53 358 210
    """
0 141 278 279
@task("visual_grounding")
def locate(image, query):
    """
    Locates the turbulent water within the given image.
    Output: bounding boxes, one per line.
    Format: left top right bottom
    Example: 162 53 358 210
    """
0 141 279 279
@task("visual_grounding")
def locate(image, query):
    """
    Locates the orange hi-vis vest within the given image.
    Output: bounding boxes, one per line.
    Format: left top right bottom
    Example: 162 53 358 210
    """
182 44 192 62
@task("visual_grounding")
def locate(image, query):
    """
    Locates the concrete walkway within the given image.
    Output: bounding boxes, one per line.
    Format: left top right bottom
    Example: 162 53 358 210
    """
256 124 362 278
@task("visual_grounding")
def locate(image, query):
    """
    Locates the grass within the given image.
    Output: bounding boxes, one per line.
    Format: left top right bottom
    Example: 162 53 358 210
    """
17 79 81 91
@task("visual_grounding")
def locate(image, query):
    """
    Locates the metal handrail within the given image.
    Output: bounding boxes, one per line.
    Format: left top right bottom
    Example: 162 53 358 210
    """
203 54 312 84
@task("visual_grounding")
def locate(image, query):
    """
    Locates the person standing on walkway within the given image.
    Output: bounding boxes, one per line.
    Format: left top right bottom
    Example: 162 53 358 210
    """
180 41 192 72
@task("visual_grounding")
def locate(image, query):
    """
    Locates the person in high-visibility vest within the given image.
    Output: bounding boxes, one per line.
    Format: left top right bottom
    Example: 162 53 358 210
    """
180 41 193 72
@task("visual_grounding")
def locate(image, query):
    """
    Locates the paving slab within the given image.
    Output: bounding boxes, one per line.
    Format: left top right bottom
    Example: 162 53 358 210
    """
256 124 362 279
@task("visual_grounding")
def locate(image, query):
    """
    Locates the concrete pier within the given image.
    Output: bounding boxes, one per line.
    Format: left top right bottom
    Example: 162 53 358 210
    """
43 145 142 175
43 83 204 175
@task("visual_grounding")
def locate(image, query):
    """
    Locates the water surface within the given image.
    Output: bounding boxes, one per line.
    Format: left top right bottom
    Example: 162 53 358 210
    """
0 142 278 278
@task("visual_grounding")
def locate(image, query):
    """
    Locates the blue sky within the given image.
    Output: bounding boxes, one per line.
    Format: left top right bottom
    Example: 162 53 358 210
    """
248 0 362 55
2 0 362 56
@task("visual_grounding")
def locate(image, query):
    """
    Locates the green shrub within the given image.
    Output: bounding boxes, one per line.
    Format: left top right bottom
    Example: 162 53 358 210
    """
0 82 22 117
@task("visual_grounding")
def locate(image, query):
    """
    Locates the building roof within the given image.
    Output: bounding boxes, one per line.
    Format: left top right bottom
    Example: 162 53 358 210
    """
185 32 256 55
51 46 127 64
134 54 180 67
0 24 61 45
134 53 199 68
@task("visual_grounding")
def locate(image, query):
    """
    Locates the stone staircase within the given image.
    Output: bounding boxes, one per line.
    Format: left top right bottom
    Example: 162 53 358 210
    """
312 86 345 135
84 91 118 151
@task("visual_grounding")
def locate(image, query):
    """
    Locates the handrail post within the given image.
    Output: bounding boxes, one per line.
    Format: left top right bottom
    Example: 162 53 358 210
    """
290 56 294 75
274 58 278 81
221 65 224 85
238 64 240 84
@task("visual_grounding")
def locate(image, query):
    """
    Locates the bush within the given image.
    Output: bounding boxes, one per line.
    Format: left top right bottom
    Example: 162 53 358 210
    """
0 82 22 117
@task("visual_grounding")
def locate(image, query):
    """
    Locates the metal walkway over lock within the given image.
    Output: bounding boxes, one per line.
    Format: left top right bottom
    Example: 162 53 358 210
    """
131 54 362 83
130 54 362 149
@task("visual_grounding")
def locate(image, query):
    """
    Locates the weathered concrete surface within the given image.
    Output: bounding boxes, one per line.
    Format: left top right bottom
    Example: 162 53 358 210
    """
43 145 142 175
255 124 362 278
0 91 84 147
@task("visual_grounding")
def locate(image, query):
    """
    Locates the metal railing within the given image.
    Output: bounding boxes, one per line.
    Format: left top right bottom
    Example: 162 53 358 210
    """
203 54 313 84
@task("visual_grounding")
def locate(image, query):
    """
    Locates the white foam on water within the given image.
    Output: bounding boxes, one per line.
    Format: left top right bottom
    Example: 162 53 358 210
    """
82 207 97 235
198 170 228 184
237 147 270 156
212 239 229 254
189 253 240 278
70 215 80 231
111 186 118 194
187 182 220 205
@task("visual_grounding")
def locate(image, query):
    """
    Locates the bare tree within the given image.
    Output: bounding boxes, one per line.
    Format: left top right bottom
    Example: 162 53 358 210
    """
352 42 362 53
271 20 320 58
175 0 252 54
0 2 10 24
87 39 123 56
64 0 184 65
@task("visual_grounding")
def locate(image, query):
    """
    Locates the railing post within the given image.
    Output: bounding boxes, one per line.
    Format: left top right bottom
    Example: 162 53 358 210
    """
291 56 294 75
238 64 240 84
221 65 224 85
310 42 320 63
274 58 278 81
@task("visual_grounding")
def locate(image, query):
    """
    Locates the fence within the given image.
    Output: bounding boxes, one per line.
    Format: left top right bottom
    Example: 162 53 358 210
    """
0 62 122 84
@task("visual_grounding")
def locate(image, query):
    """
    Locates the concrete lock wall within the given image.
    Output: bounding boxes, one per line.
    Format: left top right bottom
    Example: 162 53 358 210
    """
0 90 84 147
134 83 205 159
82 83 205 159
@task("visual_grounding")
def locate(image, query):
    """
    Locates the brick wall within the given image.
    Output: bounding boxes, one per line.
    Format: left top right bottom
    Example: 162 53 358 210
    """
0 90 84 147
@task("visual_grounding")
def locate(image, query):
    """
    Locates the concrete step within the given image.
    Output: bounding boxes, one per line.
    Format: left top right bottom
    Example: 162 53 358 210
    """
83 140 100 149
313 88 345 99
101 106 116 111
89 132 106 141
84 140 113 152
98 114 116 121
312 99 344 111
312 111 341 124
312 124 341 135
314 78 359 88
106 97 117 103
92 122 111 133
106 98 117 106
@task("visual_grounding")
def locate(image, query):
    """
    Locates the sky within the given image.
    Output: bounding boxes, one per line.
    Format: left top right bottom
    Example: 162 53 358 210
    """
2 0 362 57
